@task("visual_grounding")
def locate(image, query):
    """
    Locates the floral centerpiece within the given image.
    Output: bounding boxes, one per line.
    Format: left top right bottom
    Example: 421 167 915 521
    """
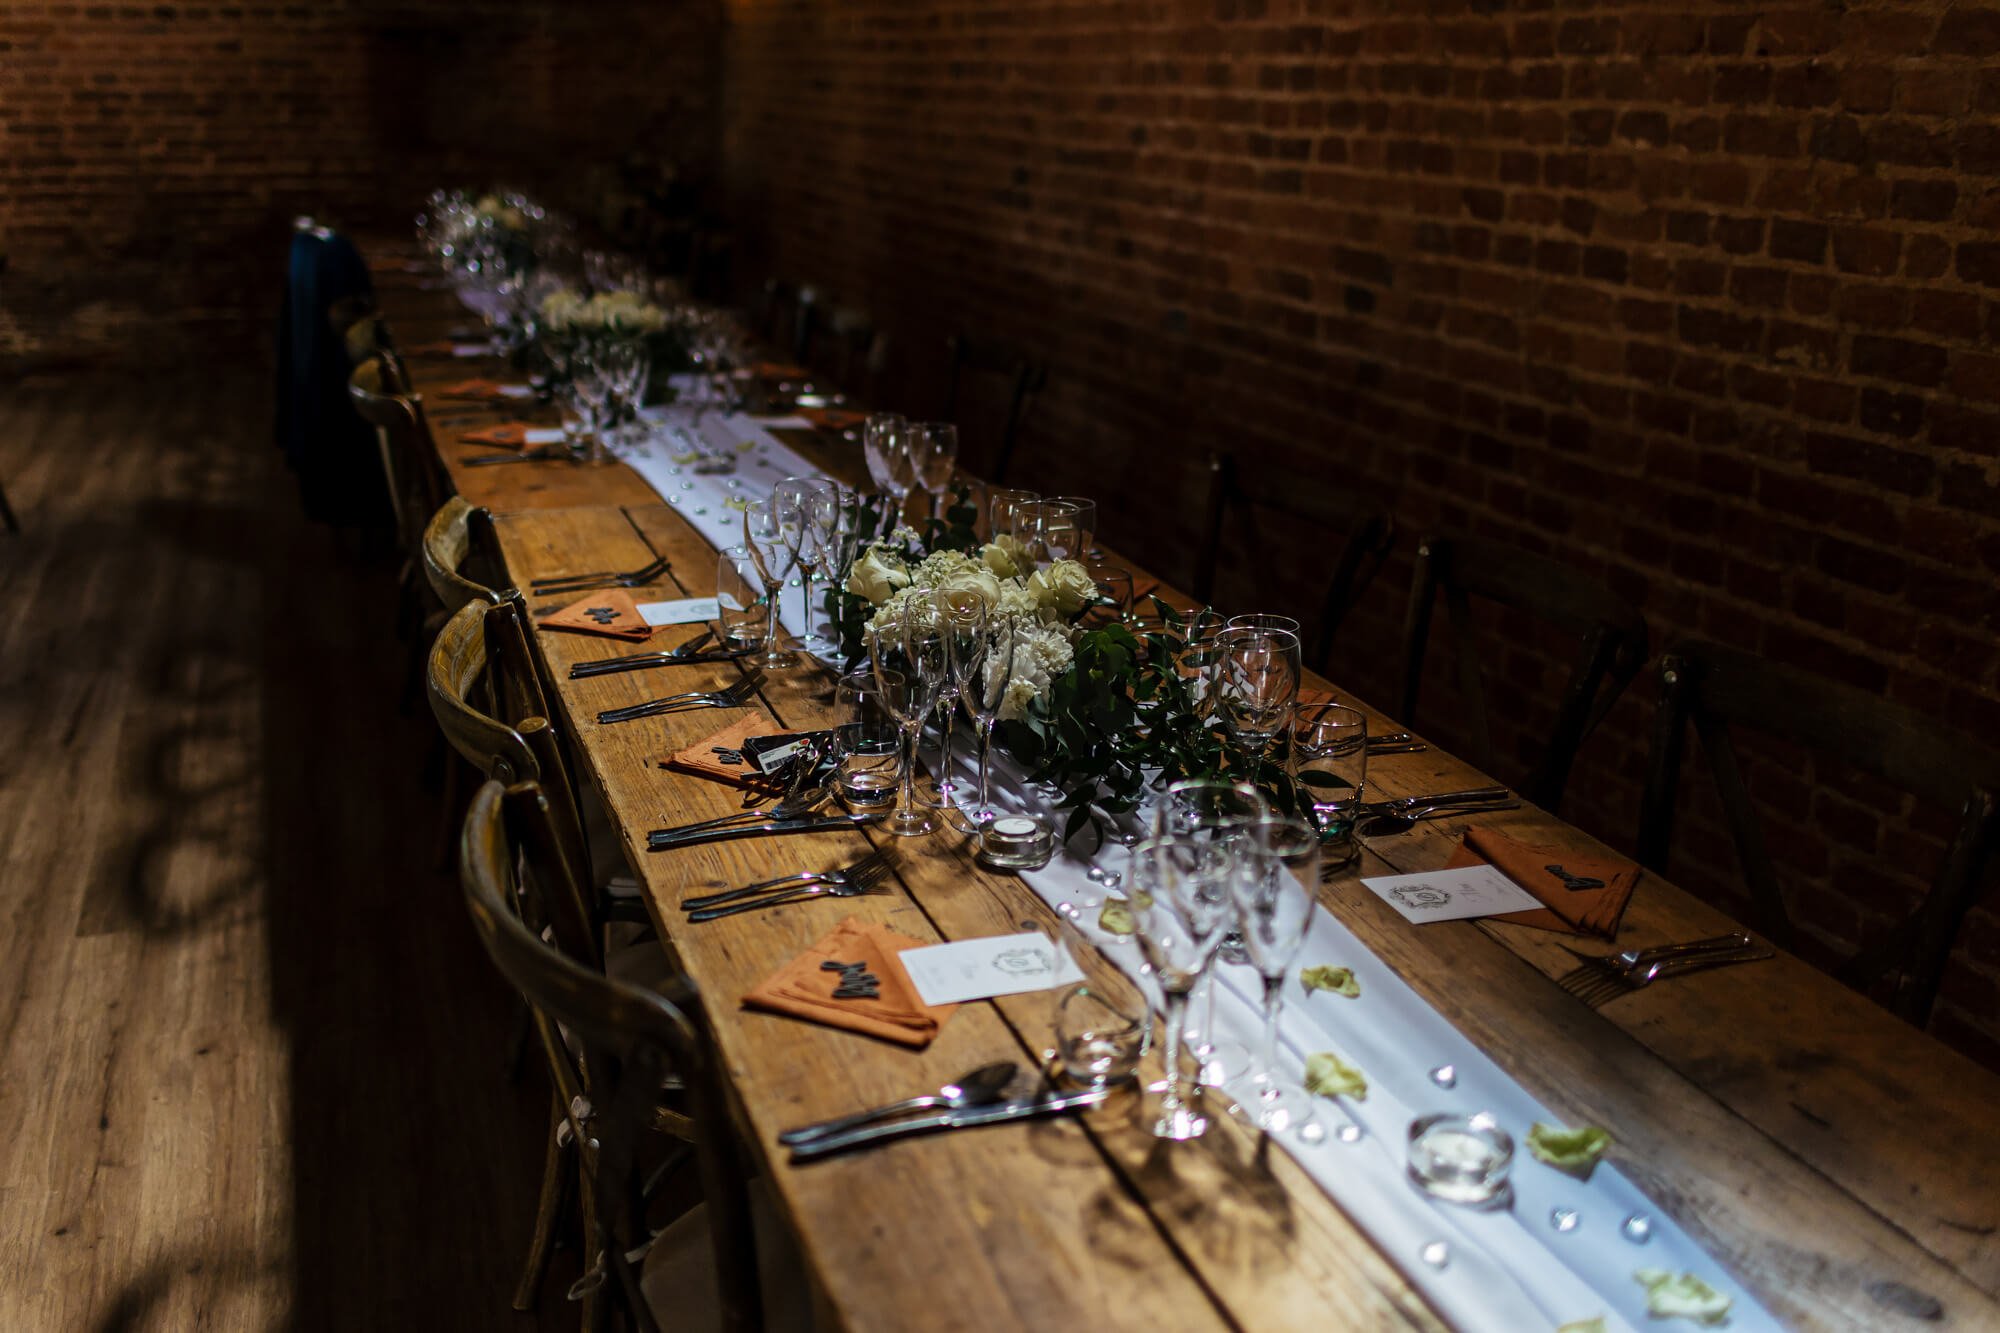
827 493 1308 840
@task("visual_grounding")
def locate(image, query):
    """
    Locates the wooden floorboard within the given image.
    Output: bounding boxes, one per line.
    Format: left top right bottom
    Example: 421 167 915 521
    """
0 372 564 1329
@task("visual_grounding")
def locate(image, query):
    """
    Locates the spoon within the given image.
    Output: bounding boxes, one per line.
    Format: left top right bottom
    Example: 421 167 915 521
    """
1357 801 1520 838
777 1061 1021 1145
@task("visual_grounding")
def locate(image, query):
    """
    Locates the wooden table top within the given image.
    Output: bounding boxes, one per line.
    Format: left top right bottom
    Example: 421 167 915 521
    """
378 265 2000 1330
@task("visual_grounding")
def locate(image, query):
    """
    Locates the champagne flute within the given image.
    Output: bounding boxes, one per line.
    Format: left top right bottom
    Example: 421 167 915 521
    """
862 413 915 520
1130 836 1233 1140
777 476 840 657
908 422 960 522
959 616 1021 826
867 604 945 837
1158 778 1267 1085
741 496 802 669
1228 815 1321 1134
931 586 987 808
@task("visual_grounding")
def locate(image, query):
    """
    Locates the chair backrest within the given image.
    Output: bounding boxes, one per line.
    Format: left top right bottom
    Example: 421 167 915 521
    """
460 779 760 1333
1194 452 1394 671
427 597 593 894
803 303 888 401
422 496 510 615
348 355 447 551
942 332 1047 484
752 278 816 365
1637 639 2000 1023
1399 535 1649 811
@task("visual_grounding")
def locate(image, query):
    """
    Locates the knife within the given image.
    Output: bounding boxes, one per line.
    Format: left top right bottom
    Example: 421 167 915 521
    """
787 1088 1110 1161
570 648 752 678
646 813 883 851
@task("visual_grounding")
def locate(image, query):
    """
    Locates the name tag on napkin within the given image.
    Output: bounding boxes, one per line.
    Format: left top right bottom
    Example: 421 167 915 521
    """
899 933 1086 1006
635 597 721 627
1359 866 1543 924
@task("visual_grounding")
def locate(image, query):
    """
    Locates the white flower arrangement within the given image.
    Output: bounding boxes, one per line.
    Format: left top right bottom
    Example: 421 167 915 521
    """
539 288 672 337
472 193 531 234
844 539 1096 721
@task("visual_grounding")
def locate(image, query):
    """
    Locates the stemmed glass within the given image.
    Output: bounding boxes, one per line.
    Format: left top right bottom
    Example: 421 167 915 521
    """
741 496 803 669
1292 703 1369 866
863 414 915 521
776 476 840 656
931 586 987 810
1130 836 1234 1140
867 604 947 838
1229 816 1322 1134
1213 626 1302 770
1048 496 1101 564
1009 500 1083 569
1158 778 1268 1085
959 616 1021 826
987 488 1040 543
907 422 960 521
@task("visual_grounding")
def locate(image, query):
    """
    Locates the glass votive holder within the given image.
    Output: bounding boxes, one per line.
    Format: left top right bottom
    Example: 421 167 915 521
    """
1407 1112 1514 1207
976 812 1057 871
1055 982 1150 1088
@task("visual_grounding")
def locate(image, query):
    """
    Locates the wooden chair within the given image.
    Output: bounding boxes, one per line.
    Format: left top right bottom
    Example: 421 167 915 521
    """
461 779 761 1332
0 478 18 534
1637 640 2000 1024
348 354 446 558
422 496 510 615
1399 536 1649 812
801 303 888 402
1193 452 1394 672
941 332 1046 484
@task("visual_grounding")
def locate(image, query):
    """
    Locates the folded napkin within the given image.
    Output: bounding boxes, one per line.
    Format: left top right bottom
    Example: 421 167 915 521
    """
663 714 789 795
1446 827 1640 939
750 361 810 380
539 589 657 642
743 918 955 1048
435 377 535 402
799 406 868 431
459 422 565 448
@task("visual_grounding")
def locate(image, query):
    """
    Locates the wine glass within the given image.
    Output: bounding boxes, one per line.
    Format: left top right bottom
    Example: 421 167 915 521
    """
1130 836 1234 1140
931 586 987 809
1213 626 1302 769
1292 703 1368 865
1228 816 1322 1134
776 476 840 656
863 413 915 519
1227 612 1302 638
987 487 1040 543
741 496 802 669
959 616 1021 826
1047 496 1100 564
907 422 960 522
1158 778 1268 1084
1008 499 1083 569
867 604 946 838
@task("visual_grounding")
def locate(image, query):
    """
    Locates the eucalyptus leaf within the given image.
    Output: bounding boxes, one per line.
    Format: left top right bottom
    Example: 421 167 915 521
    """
1300 964 1360 998
1526 1122 1612 1178
1302 1051 1368 1101
1632 1270 1732 1326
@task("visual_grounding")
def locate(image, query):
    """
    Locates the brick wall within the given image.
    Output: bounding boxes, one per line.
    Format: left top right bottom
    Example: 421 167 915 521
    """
722 0 2000 1064
0 1 721 367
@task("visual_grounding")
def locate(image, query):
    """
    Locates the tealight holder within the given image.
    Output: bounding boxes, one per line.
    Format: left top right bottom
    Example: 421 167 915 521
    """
976 813 1057 871
1407 1111 1514 1208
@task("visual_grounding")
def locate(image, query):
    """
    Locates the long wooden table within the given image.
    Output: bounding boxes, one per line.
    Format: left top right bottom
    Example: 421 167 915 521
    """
379 257 2000 1330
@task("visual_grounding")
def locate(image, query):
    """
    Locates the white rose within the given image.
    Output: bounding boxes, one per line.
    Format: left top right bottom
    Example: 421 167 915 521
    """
935 567 1002 611
1028 560 1096 617
845 547 910 605
980 536 1032 580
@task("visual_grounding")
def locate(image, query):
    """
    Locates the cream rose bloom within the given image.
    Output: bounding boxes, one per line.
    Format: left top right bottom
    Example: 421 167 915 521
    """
980 535 1034 580
935 566 1002 610
1028 560 1096 617
846 546 910 605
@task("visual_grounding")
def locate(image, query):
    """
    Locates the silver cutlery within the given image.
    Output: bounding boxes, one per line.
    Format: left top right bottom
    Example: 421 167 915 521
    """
1361 786 1509 814
1357 800 1520 836
647 782 835 845
596 672 765 725
682 847 895 912
531 554 671 591
646 811 883 852
463 446 566 466
788 1088 1110 1161
569 630 751 678
683 877 894 922
1556 933 1755 1000
1567 942 1774 1008
778 1062 1020 1146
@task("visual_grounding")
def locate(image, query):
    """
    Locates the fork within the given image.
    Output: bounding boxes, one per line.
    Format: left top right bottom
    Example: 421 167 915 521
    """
684 878 893 922
1568 942 1774 1008
569 629 741 678
595 671 764 725
530 554 671 593
681 848 895 912
1555 934 1753 999
463 446 567 466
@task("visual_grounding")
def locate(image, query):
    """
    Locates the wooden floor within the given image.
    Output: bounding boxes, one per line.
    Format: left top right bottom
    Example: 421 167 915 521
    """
0 372 563 1329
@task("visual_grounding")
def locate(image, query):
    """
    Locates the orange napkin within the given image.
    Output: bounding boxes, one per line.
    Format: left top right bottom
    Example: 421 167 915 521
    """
1446 827 1640 940
663 714 789 795
751 361 810 380
799 406 868 431
436 377 531 401
743 918 956 1048
459 422 549 448
538 589 657 642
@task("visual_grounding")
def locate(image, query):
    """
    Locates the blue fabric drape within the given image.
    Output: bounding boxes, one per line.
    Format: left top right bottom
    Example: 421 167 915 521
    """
274 226 389 527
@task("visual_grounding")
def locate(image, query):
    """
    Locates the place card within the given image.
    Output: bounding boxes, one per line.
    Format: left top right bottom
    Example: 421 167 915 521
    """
898 932 1086 1007
635 596 720 626
1359 865 1544 925
460 423 565 448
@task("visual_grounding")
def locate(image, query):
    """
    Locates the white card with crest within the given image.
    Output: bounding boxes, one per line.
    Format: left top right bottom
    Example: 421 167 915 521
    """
897 933 1087 1006
1359 865 1542 924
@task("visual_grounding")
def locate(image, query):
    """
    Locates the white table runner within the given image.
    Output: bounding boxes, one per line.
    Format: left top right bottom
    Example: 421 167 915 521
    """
614 399 1780 1333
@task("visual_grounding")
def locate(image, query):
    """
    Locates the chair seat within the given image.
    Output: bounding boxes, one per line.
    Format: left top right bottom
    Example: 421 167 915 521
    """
640 1183 817 1333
